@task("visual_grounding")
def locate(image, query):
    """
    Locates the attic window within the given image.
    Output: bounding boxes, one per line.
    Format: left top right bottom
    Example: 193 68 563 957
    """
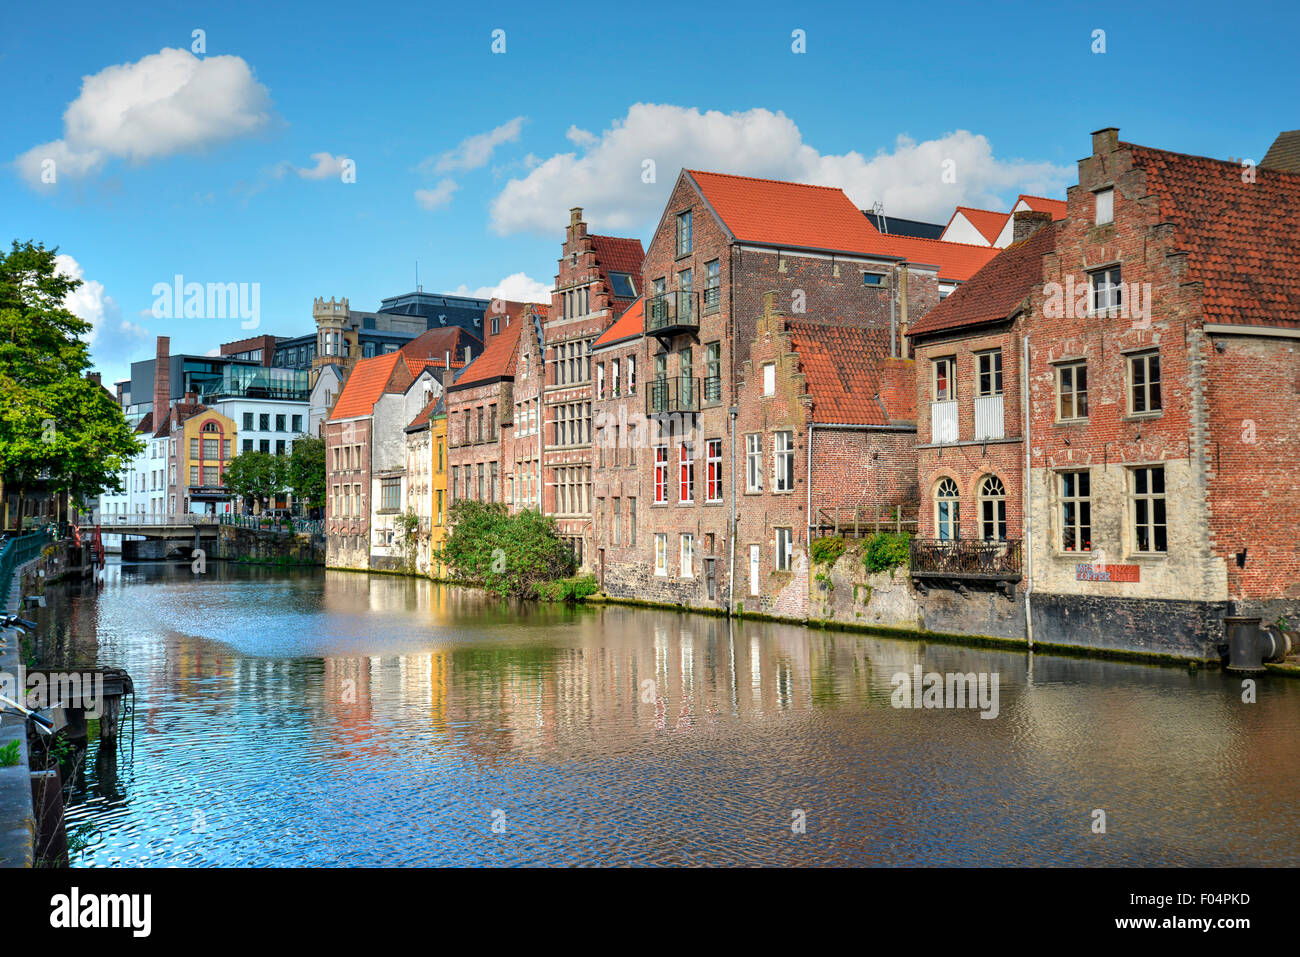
609 272 636 299
1095 187 1114 225
862 272 885 286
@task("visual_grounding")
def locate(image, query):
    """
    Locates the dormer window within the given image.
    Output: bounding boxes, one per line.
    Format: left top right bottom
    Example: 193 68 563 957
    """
1095 187 1114 225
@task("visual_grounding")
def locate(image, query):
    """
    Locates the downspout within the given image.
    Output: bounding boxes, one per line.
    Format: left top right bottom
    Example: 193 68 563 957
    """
729 404 738 614
1022 333 1034 649
806 423 815 544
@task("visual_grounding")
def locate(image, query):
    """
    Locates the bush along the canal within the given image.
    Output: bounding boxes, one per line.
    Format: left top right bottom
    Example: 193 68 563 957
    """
435 500 577 599
810 536 846 567
534 574 598 603
863 531 910 575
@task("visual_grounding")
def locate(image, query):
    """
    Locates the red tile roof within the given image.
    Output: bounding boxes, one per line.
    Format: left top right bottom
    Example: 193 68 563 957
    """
950 206 1010 244
590 235 645 278
405 396 443 432
870 232 999 282
907 221 1057 337
1016 194 1068 220
688 169 890 257
593 298 644 349
1124 142 1300 328
448 313 523 390
785 321 895 425
687 169 997 282
329 352 404 420
401 326 477 366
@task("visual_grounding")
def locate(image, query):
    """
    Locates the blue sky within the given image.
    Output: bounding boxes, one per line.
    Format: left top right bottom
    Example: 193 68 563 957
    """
3 0 1297 385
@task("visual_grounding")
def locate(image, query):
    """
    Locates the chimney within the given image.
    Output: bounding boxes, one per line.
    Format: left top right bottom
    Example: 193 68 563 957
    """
86 372 101 386
153 335 171 426
1012 209 1052 244
1092 126 1119 155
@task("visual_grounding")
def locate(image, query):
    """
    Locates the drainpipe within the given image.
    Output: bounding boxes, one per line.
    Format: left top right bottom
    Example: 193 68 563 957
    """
1022 334 1034 649
806 423 815 542
889 274 897 359
729 404 738 614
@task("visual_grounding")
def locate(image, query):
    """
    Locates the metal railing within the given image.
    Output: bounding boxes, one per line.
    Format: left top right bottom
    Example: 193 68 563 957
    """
703 374 722 402
219 514 323 535
646 376 699 415
105 514 218 526
0 531 53 604
909 538 1023 580
645 291 700 335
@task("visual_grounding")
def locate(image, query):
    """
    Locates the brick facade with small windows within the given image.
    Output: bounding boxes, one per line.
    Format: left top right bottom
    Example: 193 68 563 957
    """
598 169 977 613
908 127 1300 657
542 210 645 567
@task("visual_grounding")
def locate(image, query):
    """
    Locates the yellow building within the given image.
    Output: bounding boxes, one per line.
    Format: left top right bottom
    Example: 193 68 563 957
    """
430 406 448 578
404 397 448 578
172 405 237 514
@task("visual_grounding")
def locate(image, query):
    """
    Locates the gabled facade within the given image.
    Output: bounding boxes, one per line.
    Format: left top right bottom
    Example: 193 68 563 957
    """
908 127 1300 658
601 168 973 611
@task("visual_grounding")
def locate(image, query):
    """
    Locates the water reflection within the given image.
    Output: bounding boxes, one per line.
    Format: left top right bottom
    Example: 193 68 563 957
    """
34 561 1300 867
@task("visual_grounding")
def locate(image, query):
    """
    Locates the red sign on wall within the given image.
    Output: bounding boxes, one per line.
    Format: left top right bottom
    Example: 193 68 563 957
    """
1076 563 1140 582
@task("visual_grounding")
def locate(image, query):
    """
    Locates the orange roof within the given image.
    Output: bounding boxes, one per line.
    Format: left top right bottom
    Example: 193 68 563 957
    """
687 168 997 282
405 396 443 432
1016 194 1068 220
688 169 893 258
448 314 523 391
948 206 1010 244
1124 142 1300 328
785 322 894 425
870 232 1000 282
329 352 403 420
593 297 644 349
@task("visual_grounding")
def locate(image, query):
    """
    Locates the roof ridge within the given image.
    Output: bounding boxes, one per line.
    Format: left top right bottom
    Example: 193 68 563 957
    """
1120 140 1300 178
686 168 848 193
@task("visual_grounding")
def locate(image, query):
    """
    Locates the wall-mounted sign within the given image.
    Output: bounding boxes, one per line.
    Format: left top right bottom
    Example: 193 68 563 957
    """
1076 563 1140 582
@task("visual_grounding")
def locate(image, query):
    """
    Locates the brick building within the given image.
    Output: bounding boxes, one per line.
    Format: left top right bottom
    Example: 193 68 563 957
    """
598 169 991 611
325 346 458 570
540 210 645 565
907 127 1300 657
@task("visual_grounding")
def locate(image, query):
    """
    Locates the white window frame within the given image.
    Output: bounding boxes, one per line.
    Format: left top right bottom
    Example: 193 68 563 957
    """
680 533 694 578
745 433 763 492
773 430 794 493
1095 187 1114 225
654 533 668 576
774 527 793 572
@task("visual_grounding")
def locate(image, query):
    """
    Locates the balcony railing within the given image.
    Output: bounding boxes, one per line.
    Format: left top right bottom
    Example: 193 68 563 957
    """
646 376 699 415
703 374 722 403
974 394 1005 441
910 538 1022 581
931 399 958 445
645 291 700 337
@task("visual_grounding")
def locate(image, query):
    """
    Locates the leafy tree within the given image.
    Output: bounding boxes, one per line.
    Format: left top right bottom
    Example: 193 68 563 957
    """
224 451 285 513
0 240 143 530
436 500 576 597
285 435 325 514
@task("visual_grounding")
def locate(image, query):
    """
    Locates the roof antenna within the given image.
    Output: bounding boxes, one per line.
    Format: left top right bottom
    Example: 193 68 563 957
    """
416 260 421 293
872 201 888 234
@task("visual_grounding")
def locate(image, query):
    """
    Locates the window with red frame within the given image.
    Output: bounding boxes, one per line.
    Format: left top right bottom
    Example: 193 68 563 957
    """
654 446 668 503
706 439 722 502
679 442 695 503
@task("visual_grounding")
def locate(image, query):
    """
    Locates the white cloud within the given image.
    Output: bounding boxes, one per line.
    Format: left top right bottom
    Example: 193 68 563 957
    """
447 272 552 302
488 103 1072 234
424 117 525 174
16 48 272 187
415 179 459 211
55 254 148 384
289 152 348 180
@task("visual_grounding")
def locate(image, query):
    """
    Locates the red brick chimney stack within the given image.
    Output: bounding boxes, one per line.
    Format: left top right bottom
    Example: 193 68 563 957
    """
153 336 171 429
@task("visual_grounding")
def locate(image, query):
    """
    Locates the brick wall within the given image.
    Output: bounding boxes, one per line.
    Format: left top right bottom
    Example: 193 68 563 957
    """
324 416 371 568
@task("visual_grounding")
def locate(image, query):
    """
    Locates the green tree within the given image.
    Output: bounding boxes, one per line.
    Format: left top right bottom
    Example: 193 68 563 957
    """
0 240 143 530
224 451 285 513
436 500 576 597
285 435 325 514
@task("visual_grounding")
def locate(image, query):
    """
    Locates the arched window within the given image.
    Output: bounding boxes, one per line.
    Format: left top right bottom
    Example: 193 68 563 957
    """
201 421 219 432
935 477 960 541
979 475 1007 541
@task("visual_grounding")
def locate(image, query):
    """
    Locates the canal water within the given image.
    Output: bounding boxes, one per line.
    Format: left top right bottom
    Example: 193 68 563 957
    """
35 560 1300 867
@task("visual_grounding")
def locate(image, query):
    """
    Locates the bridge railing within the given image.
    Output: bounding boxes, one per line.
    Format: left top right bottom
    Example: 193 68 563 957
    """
104 514 218 526
0 530 54 603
